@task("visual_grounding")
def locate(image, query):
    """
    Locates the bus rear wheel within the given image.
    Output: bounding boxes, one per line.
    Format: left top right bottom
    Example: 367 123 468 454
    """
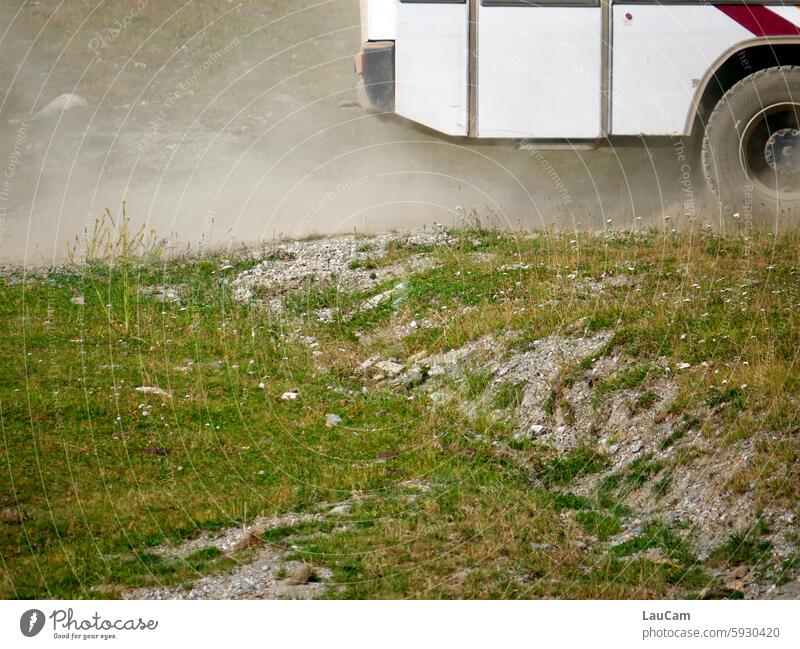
702 66 800 218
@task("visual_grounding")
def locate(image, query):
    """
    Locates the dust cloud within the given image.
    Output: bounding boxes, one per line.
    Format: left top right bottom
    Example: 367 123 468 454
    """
0 0 713 265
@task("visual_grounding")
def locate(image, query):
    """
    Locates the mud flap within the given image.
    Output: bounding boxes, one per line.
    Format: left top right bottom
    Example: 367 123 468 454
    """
357 41 395 113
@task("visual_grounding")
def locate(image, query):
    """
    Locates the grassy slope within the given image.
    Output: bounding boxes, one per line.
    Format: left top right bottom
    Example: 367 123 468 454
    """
1 225 799 599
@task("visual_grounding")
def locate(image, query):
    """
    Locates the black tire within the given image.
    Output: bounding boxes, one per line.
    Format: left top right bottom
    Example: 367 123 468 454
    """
702 65 800 218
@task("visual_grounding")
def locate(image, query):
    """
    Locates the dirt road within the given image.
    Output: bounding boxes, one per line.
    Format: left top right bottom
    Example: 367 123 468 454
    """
0 0 709 264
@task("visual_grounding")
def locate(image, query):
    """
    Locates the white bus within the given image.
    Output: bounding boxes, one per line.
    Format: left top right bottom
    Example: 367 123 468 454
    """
355 0 800 212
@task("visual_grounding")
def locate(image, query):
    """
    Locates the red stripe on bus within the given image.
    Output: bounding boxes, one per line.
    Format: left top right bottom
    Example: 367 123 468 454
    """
715 5 800 36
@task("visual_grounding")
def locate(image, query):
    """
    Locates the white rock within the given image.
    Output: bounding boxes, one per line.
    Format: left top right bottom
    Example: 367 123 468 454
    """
357 356 379 372
135 386 170 398
33 93 87 120
280 391 299 400
325 413 342 428
375 360 404 376
427 364 445 378
403 367 426 388
328 504 351 516
360 289 392 311
154 287 181 303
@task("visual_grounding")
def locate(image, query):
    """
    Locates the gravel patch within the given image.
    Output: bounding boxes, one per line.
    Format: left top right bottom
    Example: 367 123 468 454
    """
492 332 612 434
231 230 455 306
151 512 322 560
126 512 329 600
127 550 332 600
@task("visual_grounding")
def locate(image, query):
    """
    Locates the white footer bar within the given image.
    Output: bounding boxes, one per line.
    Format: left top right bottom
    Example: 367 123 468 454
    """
2 599 799 648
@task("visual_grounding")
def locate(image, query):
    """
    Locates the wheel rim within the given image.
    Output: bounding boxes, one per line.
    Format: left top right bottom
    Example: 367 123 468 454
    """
739 102 800 201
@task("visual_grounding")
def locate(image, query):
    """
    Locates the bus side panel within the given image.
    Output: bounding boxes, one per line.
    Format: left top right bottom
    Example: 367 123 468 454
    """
360 0 397 42
396 2 469 136
611 5 751 136
478 6 602 139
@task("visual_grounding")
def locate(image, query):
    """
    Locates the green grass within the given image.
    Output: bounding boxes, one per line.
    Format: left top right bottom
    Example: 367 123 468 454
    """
706 386 745 410
539 447 608 487
659 415 700 450
611 522 695 566
465 370 494 399
632 390 660 413
2 222 799 599
575 510 622 541
651 472 673 498
775 551 800 586
492 381 525 410
712 529 774 567
624 454 665 488
594 364 656 403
